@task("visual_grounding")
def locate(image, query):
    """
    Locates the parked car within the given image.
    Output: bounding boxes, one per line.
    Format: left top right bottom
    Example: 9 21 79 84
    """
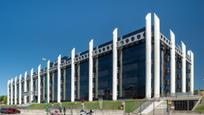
0 108 20 114
50 110 60 115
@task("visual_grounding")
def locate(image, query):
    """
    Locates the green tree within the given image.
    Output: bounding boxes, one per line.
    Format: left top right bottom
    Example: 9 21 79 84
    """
0 96 7 104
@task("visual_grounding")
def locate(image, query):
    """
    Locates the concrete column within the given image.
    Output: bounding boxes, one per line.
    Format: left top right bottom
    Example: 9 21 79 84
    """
57 55 61 103
19 75 22 105
112 28 118 101
42 75 45 101
181 42 186 93
30 68 34 103
24 72 27 104
170 30 176 95
63 68 66 101
38 65 41 103
145 13 152 99
11 79 13 105
52 72 55 101
47 60 50 103
154 13 160 98
71 48 75 102
89 39 93 101
7 80 10 105
14 77 17 105
95 55 99 99
160 49 164 97
190 51 194 94
77 63 80 100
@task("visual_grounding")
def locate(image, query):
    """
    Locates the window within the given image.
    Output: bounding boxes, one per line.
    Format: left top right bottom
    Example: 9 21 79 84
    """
122 42 145 99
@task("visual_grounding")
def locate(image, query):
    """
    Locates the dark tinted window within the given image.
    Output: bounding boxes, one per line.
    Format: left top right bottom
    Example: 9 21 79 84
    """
98 53 113 100
80 61 89 100
122 43 145 99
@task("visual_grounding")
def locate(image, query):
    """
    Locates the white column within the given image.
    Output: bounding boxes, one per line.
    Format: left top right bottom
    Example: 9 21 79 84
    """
154 13 160 98
71 48 75 102
30 68 34 103
7 80 10 105
14 77 17 105
170 30 176 95
11 79 13 105
38 65 41 103
47 60 50 103
181 42 186 93
145 13 152 99
89 39 94 101
190 51 194 94
57 55 61 103
24 72 27 104
112 28 118 101
19 75 22 105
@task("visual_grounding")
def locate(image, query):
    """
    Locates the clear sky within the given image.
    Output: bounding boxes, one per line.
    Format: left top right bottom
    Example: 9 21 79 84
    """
0 0 203 95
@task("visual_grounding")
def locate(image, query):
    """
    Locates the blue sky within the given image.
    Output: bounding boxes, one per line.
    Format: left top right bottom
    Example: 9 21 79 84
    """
0 0 203 95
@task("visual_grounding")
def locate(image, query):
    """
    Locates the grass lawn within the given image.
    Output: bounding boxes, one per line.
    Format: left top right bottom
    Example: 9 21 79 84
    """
194 97 204 113
0 105 17 108
125 100 144 113
25 99 144 113
194 105 204 113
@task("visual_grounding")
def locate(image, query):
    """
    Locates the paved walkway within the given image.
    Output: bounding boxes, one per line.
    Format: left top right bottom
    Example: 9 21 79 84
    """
145 109 204 115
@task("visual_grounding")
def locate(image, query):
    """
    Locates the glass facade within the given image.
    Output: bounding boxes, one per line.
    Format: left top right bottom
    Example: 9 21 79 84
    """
16 83 19 104
61 68 65 101
75 63 80 100
8 28 194 105
33 78 38 102
186 62 191 92
98 52 113 100
160 44 171 96
27 79 30 102
176 54 182 92
122 42 146 99
79 60 89 100
50 73 54 102
40 75 44 102
54 72 58 102
65 66 71 101
21 81 24 104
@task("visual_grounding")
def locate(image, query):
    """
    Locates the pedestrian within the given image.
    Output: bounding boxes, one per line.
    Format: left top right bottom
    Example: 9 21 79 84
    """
63 107 66 115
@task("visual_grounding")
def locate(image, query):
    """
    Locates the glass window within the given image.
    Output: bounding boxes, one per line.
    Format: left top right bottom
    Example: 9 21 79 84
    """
122 42 145 99
65 66 71 101
54 71 58 102
98 53 113 100
186 62 191 92
176 54 182 92
80 61 89 100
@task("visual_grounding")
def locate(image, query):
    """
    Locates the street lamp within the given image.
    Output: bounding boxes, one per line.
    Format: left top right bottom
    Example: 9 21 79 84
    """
42 57 48 115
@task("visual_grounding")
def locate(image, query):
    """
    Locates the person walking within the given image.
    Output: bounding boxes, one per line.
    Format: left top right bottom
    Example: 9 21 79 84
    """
63 107 66 115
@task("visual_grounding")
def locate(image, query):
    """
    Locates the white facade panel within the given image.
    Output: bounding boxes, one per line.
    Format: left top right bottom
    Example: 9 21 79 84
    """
145 13 152 99
89 39 94 101
71 48 75 102
57 55 61 103
181 42 186 93
38 65 41 103
154 13 160 98
112 28 118 101
170 30 176 95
